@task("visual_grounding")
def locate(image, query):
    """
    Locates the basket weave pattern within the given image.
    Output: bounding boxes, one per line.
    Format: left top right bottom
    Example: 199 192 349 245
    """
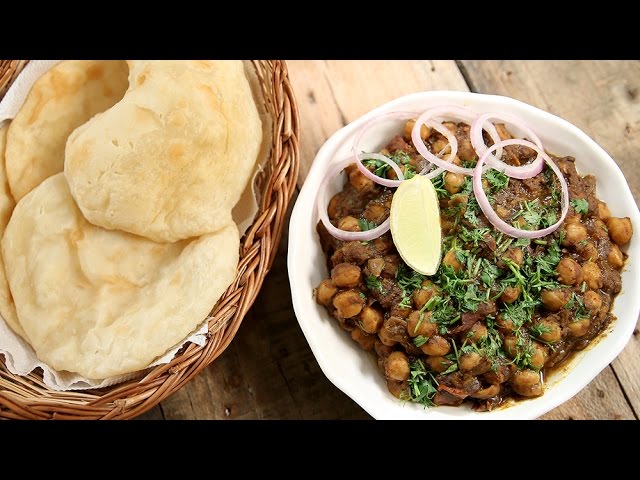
0 60 299 419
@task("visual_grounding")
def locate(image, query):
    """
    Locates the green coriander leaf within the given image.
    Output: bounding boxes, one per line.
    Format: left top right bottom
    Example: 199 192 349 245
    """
570 198 589 215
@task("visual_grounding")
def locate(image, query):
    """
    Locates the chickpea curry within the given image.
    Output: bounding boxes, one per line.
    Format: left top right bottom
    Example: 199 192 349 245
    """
315 115 633 411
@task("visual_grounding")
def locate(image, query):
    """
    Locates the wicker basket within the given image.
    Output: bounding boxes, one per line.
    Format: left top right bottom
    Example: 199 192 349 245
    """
0 60 300 420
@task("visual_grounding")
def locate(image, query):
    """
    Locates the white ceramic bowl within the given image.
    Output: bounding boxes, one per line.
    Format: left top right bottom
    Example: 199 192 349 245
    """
288 91 640 419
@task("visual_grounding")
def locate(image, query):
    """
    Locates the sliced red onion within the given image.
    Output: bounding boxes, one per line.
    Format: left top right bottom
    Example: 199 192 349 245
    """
352 111 419 188
473 139 569 239
470 112 545 179
411 108 466 174
317 157 395 241
354 153 405 188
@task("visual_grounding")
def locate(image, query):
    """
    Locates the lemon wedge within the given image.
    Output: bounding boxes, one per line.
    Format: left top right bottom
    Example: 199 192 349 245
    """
389 175 442 275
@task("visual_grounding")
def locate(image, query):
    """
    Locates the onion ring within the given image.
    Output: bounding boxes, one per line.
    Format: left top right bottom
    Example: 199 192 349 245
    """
470 112 545 179
473 139 569 239
317 157 397 241
352 111 419 188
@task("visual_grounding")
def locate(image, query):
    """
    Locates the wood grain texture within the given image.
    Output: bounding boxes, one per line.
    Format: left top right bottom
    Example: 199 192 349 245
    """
287 61 468 186
143 60 638 420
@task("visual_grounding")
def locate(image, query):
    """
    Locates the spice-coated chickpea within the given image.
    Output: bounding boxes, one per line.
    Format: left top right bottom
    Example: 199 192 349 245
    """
332 290 364 318
406 310 437 337
403 119 430 141
511 369 544 397
608 244 625 269
316 279 338 306
384 351 410 381
607 217 633 246
444 172 465 195
582 261 603 290
351 328 376 351
541 288 571 311
420 335 451 356
359 306 384 334
337 216 361 232
567 318 591 338
556 257 582 285
562 222 588 247
331 263 362 288
583 290 603 314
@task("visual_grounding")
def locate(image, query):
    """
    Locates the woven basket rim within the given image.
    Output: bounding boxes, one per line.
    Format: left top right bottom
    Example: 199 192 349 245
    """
0 59 300 420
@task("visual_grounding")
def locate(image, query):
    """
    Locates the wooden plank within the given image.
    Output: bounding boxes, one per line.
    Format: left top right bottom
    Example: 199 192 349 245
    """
461 60 640 419
137 405 164 420
287 61 469 186
540 367 635 420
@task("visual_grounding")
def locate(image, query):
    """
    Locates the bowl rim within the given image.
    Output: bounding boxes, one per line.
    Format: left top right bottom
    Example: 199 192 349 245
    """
288 90 640 420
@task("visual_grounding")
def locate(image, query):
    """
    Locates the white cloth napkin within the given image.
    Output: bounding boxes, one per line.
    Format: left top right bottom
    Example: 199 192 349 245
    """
0 60 210 391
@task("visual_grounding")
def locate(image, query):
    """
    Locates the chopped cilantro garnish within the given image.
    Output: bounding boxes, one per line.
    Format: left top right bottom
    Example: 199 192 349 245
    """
570 198 589 215
358 218 376 231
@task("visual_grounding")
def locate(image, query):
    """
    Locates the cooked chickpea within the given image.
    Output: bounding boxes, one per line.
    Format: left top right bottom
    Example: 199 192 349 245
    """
608 244 625 269
426 356 455 373
597 201 612 222
332 290 364 318
444 172 465 194
496 205 510 220
442 121 457 132
420 335 451 356
390 306 412 319
337 216 361 232
378 328 395 347
459 351 483 372
556 257 583 285
378 317 405 346
467 322 488 344
503 335 518 358
331 263 362 288
532 318 562 343
511 369 544 397
529 342 549 370
413 279 438 309
500 286 522 304
565 212 582 224
442 249 463 273
315 279 337 306
583 290 603 314
363 204 387 224
582 261 603 290
541 288 571 311
496 313 517 333
470 384 501 399
387 379 409 399
608 217 633 246
327 193 341 220
504 248 524 267
484 364 512 385
567 318 591 338
375 340 395 358
348 168 375 192
385 351 410 381
351 328 376 351
406 310 437 337
432 138 449 154
359 306 384 334
403 118 430 141
577 240 598 261
562 222 588 247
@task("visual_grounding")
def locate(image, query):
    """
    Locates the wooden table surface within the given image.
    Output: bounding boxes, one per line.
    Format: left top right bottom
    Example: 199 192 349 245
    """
141 60 640 420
